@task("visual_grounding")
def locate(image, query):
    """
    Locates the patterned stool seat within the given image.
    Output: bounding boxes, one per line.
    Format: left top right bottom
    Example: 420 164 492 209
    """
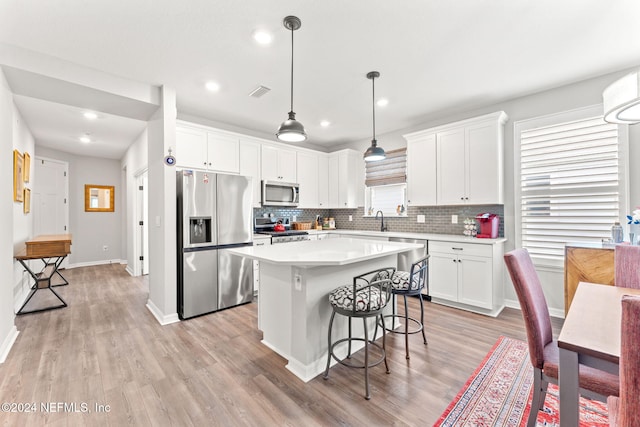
329 285 388 312
375 270 421 293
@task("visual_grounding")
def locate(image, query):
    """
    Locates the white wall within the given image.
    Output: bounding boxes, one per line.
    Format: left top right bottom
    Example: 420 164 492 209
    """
0 68 19 362
336 68 640 317
34 146 123 267
121 128 148 274
11 101 35 308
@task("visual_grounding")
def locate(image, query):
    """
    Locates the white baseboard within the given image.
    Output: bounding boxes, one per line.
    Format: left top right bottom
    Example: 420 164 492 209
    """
504 298 565 320
67 259 125 269
124 265 134 276
0 325 19 364
146 299 180 326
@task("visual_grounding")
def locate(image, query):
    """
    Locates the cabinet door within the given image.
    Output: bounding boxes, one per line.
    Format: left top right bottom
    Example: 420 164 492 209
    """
207 131 240 174
407 134 437 206
176 126 208 169
260 145 280 181
278 149 297 183
458 254 493 309
429 253 459 301
318 155 329 208
436 128 466 205
239 138 261 207
466 121 503 204
261 145 297 182
328 155 339 208
296 151 319 208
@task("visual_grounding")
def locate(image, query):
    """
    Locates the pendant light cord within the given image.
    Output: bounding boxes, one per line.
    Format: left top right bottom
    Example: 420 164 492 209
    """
290 25 294 113
371 75 376 141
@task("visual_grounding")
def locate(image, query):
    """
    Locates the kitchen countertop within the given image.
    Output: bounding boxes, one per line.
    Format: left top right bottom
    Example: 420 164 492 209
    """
228 238 422 267
305 229 506 244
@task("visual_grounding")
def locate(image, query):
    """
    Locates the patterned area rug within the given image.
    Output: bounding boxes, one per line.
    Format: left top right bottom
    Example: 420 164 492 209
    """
433 336 609 427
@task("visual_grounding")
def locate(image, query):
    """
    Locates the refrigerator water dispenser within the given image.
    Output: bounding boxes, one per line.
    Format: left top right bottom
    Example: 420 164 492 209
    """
189 217 212 244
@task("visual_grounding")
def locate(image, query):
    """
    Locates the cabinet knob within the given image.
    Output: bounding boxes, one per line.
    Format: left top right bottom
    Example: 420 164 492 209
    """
460 197 464 200
204 162 207 166
465 197 469 200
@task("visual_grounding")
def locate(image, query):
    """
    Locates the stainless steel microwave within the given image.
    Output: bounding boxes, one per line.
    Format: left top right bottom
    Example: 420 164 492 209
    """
261 180 299 207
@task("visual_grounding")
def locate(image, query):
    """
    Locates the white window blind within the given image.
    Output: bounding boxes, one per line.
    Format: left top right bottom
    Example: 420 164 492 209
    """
368 184 407 216
519 115 620 264
364 148 406 187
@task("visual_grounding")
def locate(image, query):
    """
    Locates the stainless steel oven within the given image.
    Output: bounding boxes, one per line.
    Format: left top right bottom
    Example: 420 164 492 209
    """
255 216 309 244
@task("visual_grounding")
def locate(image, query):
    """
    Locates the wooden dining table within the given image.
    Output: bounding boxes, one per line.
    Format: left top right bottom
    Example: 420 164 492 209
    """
557 281 640 426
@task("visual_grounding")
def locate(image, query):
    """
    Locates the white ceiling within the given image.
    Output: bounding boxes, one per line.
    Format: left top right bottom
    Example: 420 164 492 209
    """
2 0 640 159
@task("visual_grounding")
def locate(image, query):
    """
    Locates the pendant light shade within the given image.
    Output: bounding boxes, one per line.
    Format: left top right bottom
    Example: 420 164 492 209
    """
364 71 386 162
277 16 307 142
603 69 640 124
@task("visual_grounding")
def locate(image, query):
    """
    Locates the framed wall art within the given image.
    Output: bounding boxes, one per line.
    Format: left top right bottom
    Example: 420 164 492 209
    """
13 150 24 202
23 152 30 183
23 188 31 214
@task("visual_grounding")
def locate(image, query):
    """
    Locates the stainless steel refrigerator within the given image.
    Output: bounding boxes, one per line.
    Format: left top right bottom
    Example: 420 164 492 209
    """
177 170 254 319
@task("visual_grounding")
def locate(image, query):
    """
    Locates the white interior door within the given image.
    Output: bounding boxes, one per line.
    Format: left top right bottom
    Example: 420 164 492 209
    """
33 157 69 266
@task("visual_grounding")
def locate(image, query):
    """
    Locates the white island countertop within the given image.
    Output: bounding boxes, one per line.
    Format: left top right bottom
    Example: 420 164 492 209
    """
227 237 422 267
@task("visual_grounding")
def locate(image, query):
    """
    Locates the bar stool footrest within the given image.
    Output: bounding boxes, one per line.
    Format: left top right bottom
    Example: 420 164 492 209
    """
328 337 386 370
380 314 424 335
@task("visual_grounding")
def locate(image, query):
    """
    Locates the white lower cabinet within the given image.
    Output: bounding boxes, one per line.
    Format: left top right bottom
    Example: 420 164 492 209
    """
428 240 504 316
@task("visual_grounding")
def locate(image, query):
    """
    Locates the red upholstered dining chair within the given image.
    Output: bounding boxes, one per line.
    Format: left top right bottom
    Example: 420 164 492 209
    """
607 295 640 427
504 248 619 427
614 245 640 289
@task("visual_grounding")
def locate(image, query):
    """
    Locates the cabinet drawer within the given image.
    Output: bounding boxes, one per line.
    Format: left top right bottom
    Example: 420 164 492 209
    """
429 241 492 257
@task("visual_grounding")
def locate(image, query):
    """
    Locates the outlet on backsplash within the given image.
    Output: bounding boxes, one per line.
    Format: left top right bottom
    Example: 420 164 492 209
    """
451 215 458 224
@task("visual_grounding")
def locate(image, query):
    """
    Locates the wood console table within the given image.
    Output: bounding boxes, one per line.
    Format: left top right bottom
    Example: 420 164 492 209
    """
14 234 72 315
564 243 614 315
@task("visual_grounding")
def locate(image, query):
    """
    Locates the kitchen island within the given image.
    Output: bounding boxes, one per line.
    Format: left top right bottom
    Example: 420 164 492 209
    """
227 238 423 382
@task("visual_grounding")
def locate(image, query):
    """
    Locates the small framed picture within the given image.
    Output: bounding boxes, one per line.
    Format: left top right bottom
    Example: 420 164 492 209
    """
13 150 24 202
23 152 31 183
24 188 31 214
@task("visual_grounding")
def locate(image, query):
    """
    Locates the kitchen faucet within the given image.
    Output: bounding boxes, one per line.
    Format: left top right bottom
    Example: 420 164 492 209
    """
375 210 387 232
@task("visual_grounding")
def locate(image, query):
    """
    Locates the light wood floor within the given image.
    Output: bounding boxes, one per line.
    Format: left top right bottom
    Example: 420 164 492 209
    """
0 264 563 426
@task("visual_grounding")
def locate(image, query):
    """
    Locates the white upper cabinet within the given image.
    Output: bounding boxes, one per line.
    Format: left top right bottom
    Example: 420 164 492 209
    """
296 151 319 208
207 131 240 174
404 132 437 206
435 111 507 205
317 155 329 208
175 123 240 174
436 128 466 205
329 149 364 208
239 138 262 207
176 125 208 169
261 144 297 183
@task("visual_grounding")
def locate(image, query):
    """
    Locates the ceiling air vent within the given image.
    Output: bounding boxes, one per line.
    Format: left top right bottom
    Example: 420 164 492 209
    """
249 85 271 98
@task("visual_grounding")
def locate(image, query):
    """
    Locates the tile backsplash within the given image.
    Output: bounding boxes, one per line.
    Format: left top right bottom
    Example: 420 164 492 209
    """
254 205 504 237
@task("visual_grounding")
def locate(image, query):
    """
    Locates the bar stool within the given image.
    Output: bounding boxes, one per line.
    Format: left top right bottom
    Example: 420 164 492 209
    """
323 267 395 400
377 256 429 359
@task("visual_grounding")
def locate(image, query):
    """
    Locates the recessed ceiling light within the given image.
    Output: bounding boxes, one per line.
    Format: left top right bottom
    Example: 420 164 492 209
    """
79 135 91 143
205 81 220 92
83 112 98 120
376 98 389 107
320 120 331 127
253 30 273 45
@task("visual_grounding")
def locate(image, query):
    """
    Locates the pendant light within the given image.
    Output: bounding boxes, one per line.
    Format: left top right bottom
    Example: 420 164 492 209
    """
276 16 307 142
603 69 640 124
363 71 386 162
